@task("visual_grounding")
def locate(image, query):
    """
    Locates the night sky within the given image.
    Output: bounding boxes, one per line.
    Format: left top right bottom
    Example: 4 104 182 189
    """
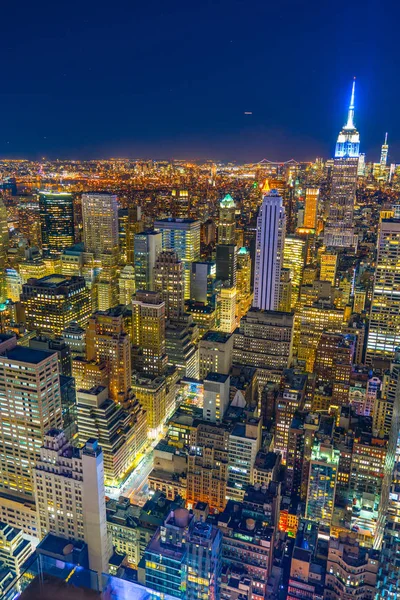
0 0 398 162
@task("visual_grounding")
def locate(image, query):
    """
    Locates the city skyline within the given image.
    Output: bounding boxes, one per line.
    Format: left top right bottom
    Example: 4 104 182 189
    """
0 0 397 161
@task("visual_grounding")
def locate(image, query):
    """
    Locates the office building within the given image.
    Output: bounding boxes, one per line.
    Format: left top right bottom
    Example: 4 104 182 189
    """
0 198 8 277
320 251 338 286
233 308 294 371
190 261 216 304
124 205 144 264
325 535 379 600
324 80 359 248
154 250 185 320
34 430 111 574
274 371 307 464
283 235 306 307
134 230 162 291
187 421 229 512
236 247 252 318
367 218 400 364
5 268 22 302
86 307 132 402
21 274 91 336
218 193 236 244
199 330 233 379
217 284 237 334
0 521 32 588
253 184 286 311
303 187 319 230
216 244 237 287
227 418 261 500
139 507 222 599
82 192 118 258
76 386 147 487
305 441 339 526
0 344 62 499
29 335 71 376
39 191 75 257
18 195 41 248
203 372 230 423
171 188 190 218
165 319 198 378
117 264 135 305
131 290 167 376
131 375 166 438
154 218 201 299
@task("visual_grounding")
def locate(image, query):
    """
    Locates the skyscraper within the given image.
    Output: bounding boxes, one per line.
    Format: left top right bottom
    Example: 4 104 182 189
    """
134 230 162 292
380 132 389 170
324 79 360 248
82 192 118 257
86 307 132 402
131 290 167 376
21 275 91 336
216 244 237 287
34 430 111 574
39 192 75 257
153 250 185 320
154 218 201 299
303 187 319 230
305 441 339 526
253 184 286 311
218 193 236 244
0 344 62 499
367 218 400 365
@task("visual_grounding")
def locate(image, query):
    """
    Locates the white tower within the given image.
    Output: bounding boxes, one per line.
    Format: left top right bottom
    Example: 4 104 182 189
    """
253 182 286 311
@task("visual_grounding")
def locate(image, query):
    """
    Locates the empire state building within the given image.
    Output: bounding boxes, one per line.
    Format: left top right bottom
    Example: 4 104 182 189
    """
324 79 360 249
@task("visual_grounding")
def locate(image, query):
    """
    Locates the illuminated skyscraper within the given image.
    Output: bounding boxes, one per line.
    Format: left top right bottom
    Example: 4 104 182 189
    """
324 79 360 248
380 132 389 170
320 251 338 285
0 343 62 499
218 193 236 244
39 192 75 257
236 247 252 318
34 430 111 574
21 275 91 336
367 218 400 364
86 306 132 402
82 192 118 258
131 290 168 376
153 250 185 320
306 441 339 526
283 235 306 307
118 264 135 304
134 230 162 292
303 187 319 230
126 205 144 264
253 184 286 311
154 218 201 299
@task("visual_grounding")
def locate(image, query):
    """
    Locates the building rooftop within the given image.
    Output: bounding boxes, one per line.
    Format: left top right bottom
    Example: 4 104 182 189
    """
204 372 230 383
201 330 232 343
2 346 56 365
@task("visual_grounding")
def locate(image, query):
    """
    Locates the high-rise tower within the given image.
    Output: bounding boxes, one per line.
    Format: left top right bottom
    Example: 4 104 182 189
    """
82 192 118 258
39 192 75 257
218 193 236 244
253 182 286 311
324 79 360 249
380 132 389 169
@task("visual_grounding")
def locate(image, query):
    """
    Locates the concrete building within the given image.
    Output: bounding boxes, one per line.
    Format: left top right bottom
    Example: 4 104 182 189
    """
0 344 62 499
82 192 118 258
199 330 233 380
153 250 185 320
131 290 167 376
134 230 162 292
21 275 91 336
76 386 147 487
34 429 111 574
203 372 230 423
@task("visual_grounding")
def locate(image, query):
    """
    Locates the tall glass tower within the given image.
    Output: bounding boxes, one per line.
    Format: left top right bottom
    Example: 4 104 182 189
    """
324 79 360 249
39 191 75 256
